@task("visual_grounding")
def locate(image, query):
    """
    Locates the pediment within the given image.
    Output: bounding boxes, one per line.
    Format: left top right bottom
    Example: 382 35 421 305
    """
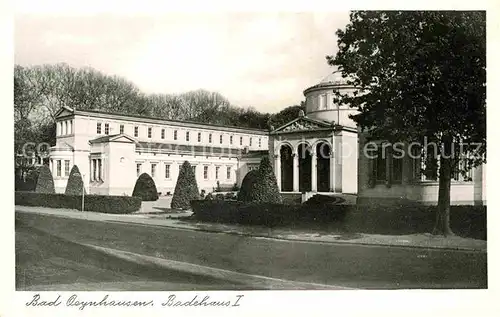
272 117 333 134
109 135 136 143
54 106 75 119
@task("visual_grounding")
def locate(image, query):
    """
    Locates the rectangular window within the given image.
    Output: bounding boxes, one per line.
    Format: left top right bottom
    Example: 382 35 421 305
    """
204 166 208 179
220 135 223 144
151 163 157 178
230 136 233 145
392 156 403 183
134 126 139 137
120 124 124 134
104 123 109 135
161 129 165 139
374 146 386 181
227 166 231 179
240 136 243 145
198 132 201 142
136 163 142 177
97 123 102 134
259 138 262 148
186 131 190 141
215 166 220 180
165 164 171 179
174 130 178 140
209 134 212 143
56 160 61 177
250 138 253 146
98 159 103 181
64 160 70 176
148 127 152 138
92 159 96 181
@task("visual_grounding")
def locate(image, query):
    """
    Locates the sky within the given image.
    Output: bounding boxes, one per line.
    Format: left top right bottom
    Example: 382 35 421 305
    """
15 9 350 113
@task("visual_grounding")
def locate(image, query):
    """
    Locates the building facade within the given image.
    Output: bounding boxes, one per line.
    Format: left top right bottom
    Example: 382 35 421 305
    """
50 107 268 195
48 71 486 205
269 71 359 196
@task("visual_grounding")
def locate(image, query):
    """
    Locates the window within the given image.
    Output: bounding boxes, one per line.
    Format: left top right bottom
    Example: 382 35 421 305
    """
174 130 178 140
250 138 253 147
259 138 262 148
240 136 243 145
204 166 209 179
105 123 109 135
134 126 139 137
64 160 70 176
230 136 233 145
148 127 152 138
161 129 165 139
220 135 223 144
151 163 157 178
92 159 96 181
215 166 220 180
120 125 124 134
136 163 142 177
192 165 196 176
198 132 201 142
98 159 103 181
165 164 171 179
392 155 403 183
186 131 190 141
97 123 102 134
226 166 231 179
371 145 386 182
209 134 212 143
56 160 61 177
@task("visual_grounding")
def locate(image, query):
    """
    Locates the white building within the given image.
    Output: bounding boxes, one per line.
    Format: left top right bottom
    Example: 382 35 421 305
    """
50 106 268 195
48 71 486 205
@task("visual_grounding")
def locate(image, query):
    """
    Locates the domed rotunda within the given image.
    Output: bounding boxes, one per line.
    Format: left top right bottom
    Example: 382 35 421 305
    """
268 69 359 196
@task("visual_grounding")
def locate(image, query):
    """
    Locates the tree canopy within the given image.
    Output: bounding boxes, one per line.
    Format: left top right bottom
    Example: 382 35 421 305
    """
328 11 486 235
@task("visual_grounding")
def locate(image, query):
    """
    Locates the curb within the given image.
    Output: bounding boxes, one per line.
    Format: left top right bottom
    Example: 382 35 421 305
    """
16 207 486 253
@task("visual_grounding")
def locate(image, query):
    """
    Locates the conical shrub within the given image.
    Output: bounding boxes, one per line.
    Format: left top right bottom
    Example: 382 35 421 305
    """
35 165 55 194
65 165 86 195
237 170 259 202
132 173 159 201
171 161 200 210
251 156 283 203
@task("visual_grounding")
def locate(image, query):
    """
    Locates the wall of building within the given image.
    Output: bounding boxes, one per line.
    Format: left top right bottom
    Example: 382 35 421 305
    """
305 86 358 128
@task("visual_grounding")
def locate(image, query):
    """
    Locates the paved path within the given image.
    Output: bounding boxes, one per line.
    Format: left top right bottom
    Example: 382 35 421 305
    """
16 208 487 289
16 206 487 252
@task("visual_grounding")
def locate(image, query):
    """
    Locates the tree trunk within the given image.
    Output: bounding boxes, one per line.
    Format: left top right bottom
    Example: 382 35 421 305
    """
432 139 455 236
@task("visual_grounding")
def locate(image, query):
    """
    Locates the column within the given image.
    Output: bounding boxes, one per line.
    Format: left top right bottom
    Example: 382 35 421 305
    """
293 152 299 192
311 151 317 192
274 154 281 191
329 152 335 192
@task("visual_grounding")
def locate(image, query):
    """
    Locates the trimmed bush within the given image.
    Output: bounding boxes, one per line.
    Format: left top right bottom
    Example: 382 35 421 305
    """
15 191 141 214
171 161 200 210
237 170 259 202
35 165 55 194
252 156 283 203
65 165 86 195
132 173 159 201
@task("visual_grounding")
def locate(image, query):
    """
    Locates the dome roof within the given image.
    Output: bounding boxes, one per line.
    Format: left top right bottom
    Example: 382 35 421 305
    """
303 68 352 96
319 70 349 86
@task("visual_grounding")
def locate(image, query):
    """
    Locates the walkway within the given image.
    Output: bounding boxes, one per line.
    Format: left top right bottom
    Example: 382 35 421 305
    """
15 206 486 252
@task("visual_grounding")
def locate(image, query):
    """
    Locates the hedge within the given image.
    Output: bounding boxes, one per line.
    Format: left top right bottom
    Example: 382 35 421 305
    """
65 165 86 195
237 170 259 202
190 199 486 239
35 165 55 194
171 161 200 209
15 191 142 214
132 173 159 201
